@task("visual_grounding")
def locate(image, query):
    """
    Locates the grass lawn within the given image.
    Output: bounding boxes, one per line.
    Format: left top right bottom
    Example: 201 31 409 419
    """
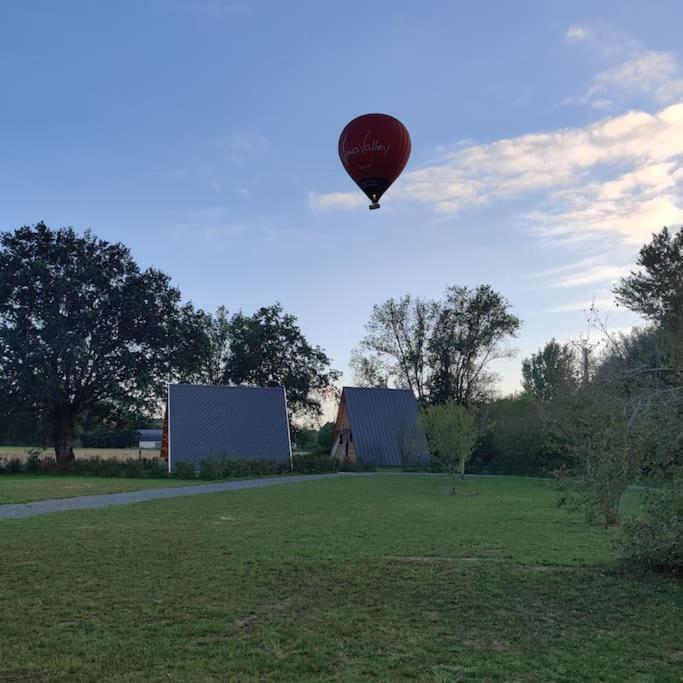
0 475 679 682
0 475 197 505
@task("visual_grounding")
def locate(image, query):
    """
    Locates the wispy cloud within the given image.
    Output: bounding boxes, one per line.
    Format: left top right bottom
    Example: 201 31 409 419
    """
543 295 616 314
232 186 251 196
401 102 683 244
566 25 588 42
308 191 365 212
550 264 631 288
228 133 269 157
586 50 682 106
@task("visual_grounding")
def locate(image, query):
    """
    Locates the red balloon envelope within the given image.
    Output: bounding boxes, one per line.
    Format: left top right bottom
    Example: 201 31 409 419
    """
338 113 411 210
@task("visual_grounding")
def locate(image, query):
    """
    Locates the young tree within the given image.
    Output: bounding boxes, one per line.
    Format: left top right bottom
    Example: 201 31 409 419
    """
0 223 194 465
421 401 476 494
222 303 339 419
522 339 578 401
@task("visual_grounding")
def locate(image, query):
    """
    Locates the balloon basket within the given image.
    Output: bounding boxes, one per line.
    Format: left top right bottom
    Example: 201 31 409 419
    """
369 202 381 210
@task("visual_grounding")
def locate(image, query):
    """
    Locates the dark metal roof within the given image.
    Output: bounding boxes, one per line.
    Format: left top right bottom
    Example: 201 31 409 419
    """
137 429 162 440
168 384 292 467
342 387 430 467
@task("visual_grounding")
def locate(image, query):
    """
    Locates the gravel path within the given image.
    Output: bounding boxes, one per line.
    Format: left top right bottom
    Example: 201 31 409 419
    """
0 473 375 520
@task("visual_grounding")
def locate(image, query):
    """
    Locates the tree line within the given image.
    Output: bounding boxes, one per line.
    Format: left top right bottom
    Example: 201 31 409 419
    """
0 224 338 464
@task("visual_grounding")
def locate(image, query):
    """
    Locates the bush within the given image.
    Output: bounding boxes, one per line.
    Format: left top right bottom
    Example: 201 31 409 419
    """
187 457 292 480
622 479 682 574
317 422 335 450
24 448 44 473
292 453 338 474
173 461 196 480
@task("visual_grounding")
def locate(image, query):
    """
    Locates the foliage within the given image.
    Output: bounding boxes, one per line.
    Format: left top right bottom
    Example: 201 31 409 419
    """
195 457 291 480
420 401 477 493
472 395 564 475
317 422 335 450
222 303 339 419
352 284 520 405
294 428 319 451
428 285 520 405
522 339 579 401
353 295 436 400
172 461 196 480
292 452 338 474
0 454 169 478
614 225 682 326
0 223 197 465
622 476 682 574
79 429 137 449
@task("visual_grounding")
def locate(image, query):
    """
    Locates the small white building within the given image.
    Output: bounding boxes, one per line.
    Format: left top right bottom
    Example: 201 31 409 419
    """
137 429 162 449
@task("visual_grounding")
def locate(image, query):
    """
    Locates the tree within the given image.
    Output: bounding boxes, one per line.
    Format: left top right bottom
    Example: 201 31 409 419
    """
420 401 476 494
222 303 339 420
173 305 231 385
554 376 633 527
522 339 578 401
428 285 521 405
349 349 389 388
355 295 436 401
317 421 335 450
0 223 192 465
352 285 520 405
614 226 683 327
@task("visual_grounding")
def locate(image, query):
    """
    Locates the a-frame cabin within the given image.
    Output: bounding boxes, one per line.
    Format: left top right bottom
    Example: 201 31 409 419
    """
331 387 431 467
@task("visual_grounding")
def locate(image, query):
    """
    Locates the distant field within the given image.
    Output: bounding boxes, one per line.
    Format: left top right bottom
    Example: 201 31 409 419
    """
0 446 161 462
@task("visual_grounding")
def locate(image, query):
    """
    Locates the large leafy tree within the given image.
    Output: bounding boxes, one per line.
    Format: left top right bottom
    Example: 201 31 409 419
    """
428 285 521 405
614 226 682 327
354 295 436 401
0 223 197 464
352 285 520 405
522 339 578 402
221 303 339 419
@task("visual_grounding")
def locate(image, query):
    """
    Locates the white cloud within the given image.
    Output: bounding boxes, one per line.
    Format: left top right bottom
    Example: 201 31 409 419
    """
395 102 683 245
550 264 632 288
232 186 251 196
543 295 616 314
308 191 365 212
566 25 588 42
209 180 222 193
586 50 680 105
228 133 268 156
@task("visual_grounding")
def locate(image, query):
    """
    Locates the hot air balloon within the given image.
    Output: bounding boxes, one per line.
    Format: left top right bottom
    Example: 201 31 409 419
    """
338 113 411 210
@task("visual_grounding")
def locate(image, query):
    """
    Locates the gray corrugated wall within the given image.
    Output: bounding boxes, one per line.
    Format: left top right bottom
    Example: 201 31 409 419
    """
168 384 291 468
343 387 431 467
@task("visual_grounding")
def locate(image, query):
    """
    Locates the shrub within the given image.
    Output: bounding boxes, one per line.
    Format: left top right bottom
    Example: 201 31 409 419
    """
622 478 682 575
5 458 23 474
173 461 197 480
24 448 44 473
292 453 338 474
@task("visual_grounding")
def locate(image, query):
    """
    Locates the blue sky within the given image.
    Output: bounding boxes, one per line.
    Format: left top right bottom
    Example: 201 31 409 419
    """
2 1 683 409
